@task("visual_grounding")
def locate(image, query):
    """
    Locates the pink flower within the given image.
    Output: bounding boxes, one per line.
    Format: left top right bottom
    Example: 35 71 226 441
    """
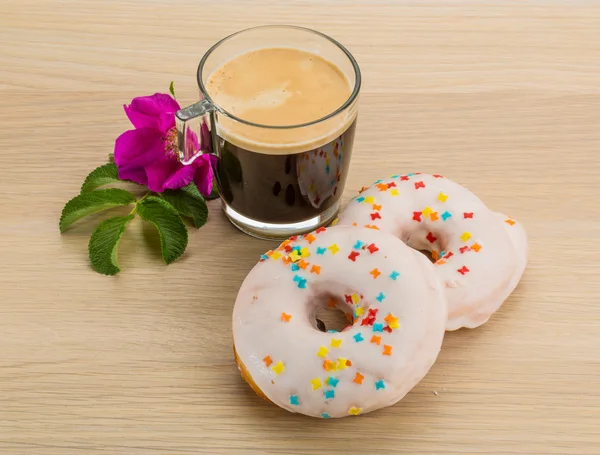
114 93 213 195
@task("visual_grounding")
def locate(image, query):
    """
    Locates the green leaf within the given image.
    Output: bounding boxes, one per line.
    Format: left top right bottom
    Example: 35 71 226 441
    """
207 179 219 200
88 214 134 275
60 188 137 233
158 183 208 228
136 196 188 264
169 81 176 98
80 163 120 193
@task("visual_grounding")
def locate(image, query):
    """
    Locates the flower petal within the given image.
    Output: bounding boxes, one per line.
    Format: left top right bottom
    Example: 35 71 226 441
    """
124 93 180 129
163 163 196 191
118 166 148 186
114 127 165 170
145 158 192 193
193 154 214 197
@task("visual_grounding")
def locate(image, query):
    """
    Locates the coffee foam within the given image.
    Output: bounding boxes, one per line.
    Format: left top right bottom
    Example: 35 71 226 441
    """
205 47 357 155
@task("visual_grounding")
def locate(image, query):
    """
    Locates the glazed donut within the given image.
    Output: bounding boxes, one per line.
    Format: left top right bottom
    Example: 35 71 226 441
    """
336 173 527 330
232 226 447 418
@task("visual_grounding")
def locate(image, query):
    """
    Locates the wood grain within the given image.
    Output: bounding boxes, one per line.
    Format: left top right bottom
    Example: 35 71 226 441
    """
1 1 599 454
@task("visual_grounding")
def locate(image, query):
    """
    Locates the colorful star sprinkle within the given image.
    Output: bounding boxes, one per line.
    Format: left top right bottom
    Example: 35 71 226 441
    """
471 243 482 252
413 211 422 222
280 312 292 322
422 206 433 218
324 390 335 399
367 243 379 254
316 227 327 233
370 268 381 279
430 212 439 222
263 355 273 367
373 323 384 332
353 372 364 384
317 346 329 357
373 204 382 211
348 407 362 416
464 212 474 219
370 212 382 221
310 265 321 274
353 240 365 249
293 275 307 289
353 333 364 343
327 376 340 387
375 379 386 390
316 247 327 255
364 196 375 204
310 378 322 390
437 192 448 202
323 360 333 371
336 358 349 370
460 232 472 242
457 266 470 275
389 271 400 280
348 251 360 262
376 292 386 303
328 244 340 254
459 246 471 254
371 335 381 345
426 232 437 243
382 345 393 356
354 307 365 317
291 263 300 272
298 260 309 270
414 181 425 190
356 196 365 203
441 211 452 221
505 218 516 226
272 361 285 375
300 247 310 257
289 395 299 406
330 338 342 348
289 250 301 262
321 413 331 419
304 233 316 244
384 313 400 329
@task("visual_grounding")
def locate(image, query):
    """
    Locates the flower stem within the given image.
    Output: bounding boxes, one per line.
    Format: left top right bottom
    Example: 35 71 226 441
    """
130 191 152 215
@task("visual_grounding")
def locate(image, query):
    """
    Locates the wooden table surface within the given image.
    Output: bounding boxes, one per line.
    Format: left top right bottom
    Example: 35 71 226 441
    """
1 1 599 454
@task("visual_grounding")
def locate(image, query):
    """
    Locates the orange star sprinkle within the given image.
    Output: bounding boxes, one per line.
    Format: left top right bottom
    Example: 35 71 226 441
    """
371 335 381 345
310 265 321 274
505 219 516 226
281 256 292 265
370 268 381 279
373 204 382 211
435 260 446 265
280 312 292 322
263 355 273 367
430 211 439 222
353 372 364 384
376 183 388 191
359 186 368 193
365 224 380 230
298 260 309 270
323 359 333 371
431 250 440 261
471 243 482 252
383 345 393 356
305 234 316 244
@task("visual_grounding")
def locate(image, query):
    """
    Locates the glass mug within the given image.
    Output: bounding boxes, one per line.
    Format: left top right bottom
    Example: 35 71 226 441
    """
175 25 361 240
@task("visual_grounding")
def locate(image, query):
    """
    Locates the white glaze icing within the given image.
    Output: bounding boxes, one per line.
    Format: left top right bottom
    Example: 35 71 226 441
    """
232 226 447 418
336 173 527 330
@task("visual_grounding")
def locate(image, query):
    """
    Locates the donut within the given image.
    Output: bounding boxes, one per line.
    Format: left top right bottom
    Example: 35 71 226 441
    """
336 173 527 330
232 226 447 418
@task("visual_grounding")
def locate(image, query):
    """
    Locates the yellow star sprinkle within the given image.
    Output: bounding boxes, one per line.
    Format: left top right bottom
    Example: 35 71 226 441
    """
364 196 375 204
328 244 340 254
271 251 282 260
390 189 399 196
272 361 285 375
336 358 349 370
317 346 329 357
351 293 360 304
330 338 342 348
300 247 310 258
355 307 365 317
310 378 322 390
388 317 400 329
437 192 448 202
289 250 301 262
348 407 362 416
460 232 472 242
422 206 433 218
331 217 339 226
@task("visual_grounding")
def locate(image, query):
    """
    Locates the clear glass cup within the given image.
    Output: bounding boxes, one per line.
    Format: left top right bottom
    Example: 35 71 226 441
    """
175 25 361 240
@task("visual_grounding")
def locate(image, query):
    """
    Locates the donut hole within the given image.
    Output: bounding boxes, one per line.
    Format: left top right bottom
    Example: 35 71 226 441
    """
404 230 447 264
315 306 353 333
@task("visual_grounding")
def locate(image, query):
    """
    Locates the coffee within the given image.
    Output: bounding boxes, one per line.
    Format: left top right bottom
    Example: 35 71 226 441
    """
205 47 357 226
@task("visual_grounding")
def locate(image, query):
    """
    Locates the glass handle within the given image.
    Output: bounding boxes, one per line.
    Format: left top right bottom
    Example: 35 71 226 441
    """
175 99 216 165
